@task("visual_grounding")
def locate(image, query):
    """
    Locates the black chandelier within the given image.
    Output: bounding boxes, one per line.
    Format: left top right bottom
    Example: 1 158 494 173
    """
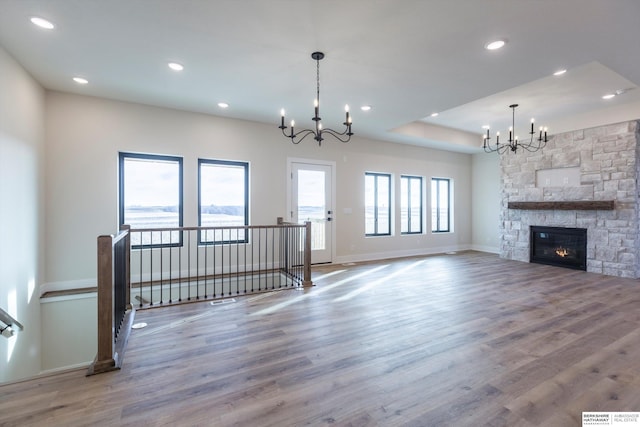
279 52 353 146
483 104 548 154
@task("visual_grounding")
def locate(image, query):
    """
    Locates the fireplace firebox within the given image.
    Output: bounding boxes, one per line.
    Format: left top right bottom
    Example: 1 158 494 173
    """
530 226 587 271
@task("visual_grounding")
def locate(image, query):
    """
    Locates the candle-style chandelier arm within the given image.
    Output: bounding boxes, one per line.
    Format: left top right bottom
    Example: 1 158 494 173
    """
279 126 318 145
321 126 354 143
483 141 509 154
518 136 547 152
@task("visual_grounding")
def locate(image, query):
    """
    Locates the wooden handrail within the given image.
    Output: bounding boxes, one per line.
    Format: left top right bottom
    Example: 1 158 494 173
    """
130 223 307 233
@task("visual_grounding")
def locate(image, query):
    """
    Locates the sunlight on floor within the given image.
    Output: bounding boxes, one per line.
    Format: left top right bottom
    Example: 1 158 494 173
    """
251 265 390 316
332 260 426 302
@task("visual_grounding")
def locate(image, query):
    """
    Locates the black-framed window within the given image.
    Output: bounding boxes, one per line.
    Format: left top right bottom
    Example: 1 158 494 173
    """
119 152 183 247
401 175 423 234
198 158 249 244
431 177 451 233
365 172 391 236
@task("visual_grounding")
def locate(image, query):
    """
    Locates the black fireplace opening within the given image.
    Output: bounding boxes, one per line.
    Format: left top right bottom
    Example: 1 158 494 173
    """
530 226 587 271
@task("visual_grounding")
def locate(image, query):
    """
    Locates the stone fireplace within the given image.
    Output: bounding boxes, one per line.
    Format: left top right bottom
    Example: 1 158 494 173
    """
500 120 640 278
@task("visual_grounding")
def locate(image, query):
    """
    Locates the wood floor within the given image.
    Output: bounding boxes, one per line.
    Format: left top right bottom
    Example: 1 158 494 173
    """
2 251 640 426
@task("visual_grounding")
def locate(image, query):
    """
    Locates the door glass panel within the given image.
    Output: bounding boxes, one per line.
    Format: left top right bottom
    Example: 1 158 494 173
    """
297 169 326 251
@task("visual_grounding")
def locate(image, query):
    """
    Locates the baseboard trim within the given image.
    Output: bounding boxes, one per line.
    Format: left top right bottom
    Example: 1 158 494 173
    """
38 362 92 378
469 244 500 254
333 245 473 265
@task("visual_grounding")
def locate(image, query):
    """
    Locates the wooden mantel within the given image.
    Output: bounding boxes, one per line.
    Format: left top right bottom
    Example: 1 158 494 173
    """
507 200 615 210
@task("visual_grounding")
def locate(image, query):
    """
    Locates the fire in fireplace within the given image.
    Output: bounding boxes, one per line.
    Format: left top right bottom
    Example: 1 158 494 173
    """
530 226 587 271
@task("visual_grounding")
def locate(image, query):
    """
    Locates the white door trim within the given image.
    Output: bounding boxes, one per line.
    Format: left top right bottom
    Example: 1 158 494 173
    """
286 157 337 264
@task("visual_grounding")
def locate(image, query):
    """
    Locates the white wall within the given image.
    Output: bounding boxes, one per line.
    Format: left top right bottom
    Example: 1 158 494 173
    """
0 46 45 383
40 294 97 372
471 153 500 253
44 91 474 290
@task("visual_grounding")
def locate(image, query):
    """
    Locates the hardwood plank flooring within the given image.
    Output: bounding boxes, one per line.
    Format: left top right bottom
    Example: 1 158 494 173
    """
2 251 640 426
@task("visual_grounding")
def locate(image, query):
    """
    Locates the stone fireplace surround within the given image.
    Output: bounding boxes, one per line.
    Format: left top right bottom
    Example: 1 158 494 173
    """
500 120 640 278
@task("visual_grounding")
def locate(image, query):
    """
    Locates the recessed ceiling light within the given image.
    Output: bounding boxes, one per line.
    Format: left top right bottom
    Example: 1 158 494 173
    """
360 105 372 111
30 16 55 30
430 112 439 117
217 102 229 109
602 93 616 100
553 69 567 76
485 39 506 50
168 62 184 71
73 77 88 85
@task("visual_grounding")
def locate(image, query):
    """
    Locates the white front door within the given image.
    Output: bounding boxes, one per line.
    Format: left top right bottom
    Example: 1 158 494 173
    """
290 161 333 264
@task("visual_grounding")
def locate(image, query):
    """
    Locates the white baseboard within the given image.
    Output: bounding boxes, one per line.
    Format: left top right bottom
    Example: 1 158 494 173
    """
39 361 92 377
469 244 500 254
39 246 500 296
333 244 473 265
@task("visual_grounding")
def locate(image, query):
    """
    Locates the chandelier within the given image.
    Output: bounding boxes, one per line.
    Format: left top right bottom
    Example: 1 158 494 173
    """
483 104 548 154
279 52 353 146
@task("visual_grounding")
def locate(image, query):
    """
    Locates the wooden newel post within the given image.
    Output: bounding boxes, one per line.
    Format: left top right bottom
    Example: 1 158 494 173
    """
88 234 117 375
303 221 313 287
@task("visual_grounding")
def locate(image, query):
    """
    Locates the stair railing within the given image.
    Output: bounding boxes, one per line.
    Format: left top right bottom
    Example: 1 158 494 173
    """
0 307 23 338
87 225 134 375
89 220 312 374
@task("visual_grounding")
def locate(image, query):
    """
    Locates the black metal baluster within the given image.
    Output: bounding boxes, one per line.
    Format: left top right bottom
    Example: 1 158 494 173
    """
149 231 154 306
270 227 275 289
196 230 200 300
160 231 164 305
236 228 240 295
243 227 247 294
138 231 143 307
186 229 191 301
178 229 182 302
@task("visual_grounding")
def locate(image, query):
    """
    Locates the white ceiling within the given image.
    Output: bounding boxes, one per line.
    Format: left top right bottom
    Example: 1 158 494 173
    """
1 0 640 153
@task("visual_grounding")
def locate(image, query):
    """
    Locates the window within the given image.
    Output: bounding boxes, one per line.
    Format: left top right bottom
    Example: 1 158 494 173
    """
365 172 391 236
431 177 450 233
199 159 249 244
401 175 423 234
119 152 183 247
